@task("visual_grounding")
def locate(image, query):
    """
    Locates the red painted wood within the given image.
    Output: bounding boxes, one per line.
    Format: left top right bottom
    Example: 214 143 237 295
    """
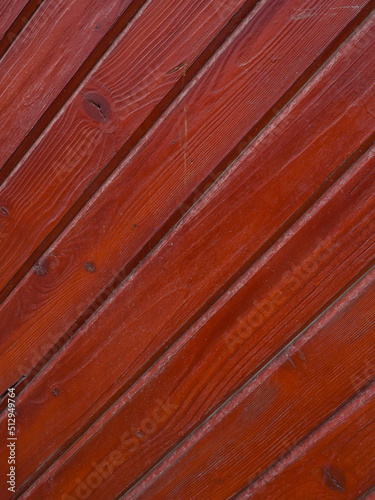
22 266 375 498
0 0 29 42
0 0 255 290
3 71 375 497
0 2 373 498
240 382 375 499
119 269 375 500
0 0 135 167
0 0 372 395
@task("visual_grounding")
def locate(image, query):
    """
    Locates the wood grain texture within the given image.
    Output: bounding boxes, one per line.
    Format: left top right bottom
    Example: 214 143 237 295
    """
4 47 375 496
16 147 375 499
239 382 375 499
0 0 372 394
120 268 375 500
0 0 253 291
0 0 47 61
0 0 135 167
0 0 29 41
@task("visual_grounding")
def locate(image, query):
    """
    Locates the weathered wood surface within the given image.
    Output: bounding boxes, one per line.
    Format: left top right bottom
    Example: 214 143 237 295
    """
0 0 136 168
0 0 371 395
0 2 374 498
2 15 374 494
240 381 375 499
15 147 375 499
0 0 256 293
0 0 28 38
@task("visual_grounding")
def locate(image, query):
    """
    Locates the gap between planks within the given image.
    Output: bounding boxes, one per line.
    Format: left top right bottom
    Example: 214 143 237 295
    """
23 259 375 499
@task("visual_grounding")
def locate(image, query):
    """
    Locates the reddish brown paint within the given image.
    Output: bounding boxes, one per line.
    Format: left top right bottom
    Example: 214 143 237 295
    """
238 381 375 499
0 1 374 498
0 0 256 292
122 270 375 499
1 15 374 494
0 0 371 395
0 0 135 167
0 0 33 46
12 149 375 499
0 0 30 43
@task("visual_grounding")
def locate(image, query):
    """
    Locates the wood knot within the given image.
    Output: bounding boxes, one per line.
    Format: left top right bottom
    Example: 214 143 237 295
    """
83 92 111 122
85 261 96 273
322 465 346 493
0 206 9 217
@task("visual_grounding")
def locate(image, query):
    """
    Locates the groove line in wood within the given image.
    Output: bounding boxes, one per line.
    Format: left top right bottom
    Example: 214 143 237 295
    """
0 0 152 179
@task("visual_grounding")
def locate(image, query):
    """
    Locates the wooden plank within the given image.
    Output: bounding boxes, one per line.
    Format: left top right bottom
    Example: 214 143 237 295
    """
239 382 375 499
0 0 256 288
0 0 29 42
3 83 375 497
0 0 144 168
120 269 375 500
0 0 372 392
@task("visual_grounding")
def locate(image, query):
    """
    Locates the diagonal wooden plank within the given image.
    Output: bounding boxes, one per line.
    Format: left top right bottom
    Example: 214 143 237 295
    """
0 0 372 393
120 268 375 500
2 30 375 494
239 382 375 499
13 143 375 499
0 0 139 167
